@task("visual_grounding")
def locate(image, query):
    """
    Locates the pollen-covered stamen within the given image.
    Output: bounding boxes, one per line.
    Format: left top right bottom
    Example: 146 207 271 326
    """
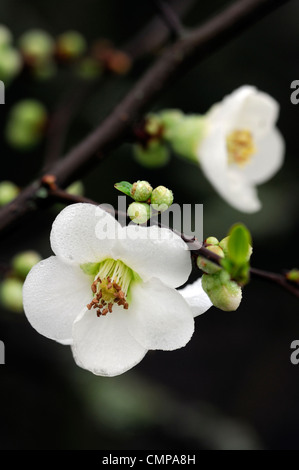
86 259 135 317
226 129 256 167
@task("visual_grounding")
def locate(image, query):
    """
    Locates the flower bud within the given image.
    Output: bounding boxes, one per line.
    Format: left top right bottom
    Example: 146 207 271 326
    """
131 181 152 202
219 235 252 260
205 236 219 246
127 202 152 224
0 47 22 83
56 31 87 60
151 186 173 212
134 139 170 168
158 109 184 134
5 99 47 149
66 180 84 196
0 181 19 206
202 270 242 312
0 25 12 48
0 278 23 313
12 250 42 279
197 245 224 274
164 115 206 162
19 29 54 65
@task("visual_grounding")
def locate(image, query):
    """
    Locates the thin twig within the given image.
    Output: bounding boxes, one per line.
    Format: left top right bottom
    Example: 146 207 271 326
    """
0 0 291 235
152 0 185 39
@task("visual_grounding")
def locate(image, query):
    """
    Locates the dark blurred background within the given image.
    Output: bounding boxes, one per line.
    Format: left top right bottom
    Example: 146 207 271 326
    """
0 0 299 450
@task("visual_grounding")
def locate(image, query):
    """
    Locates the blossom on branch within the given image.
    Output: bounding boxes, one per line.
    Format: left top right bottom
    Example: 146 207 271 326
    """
23 203 211 377
198 85 285 213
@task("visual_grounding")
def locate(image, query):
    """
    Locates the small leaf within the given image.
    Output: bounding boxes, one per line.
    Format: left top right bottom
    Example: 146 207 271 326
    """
227 223 252 266
114 181 133 198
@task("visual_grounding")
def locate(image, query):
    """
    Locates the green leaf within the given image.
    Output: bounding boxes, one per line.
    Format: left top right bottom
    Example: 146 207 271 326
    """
227 223 252 266
114 181 133 198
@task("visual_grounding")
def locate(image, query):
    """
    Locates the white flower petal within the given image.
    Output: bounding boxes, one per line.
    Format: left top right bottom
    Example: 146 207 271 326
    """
242 128 285 185
127 278 194 351
72 308 147 377
23 256 92 344
179 277 212 317
50 203 120 265
114 224 192 288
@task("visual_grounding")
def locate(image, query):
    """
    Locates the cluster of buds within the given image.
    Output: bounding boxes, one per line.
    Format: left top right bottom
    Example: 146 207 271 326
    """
116 180 174 225
0 250 41 313
197 235 245 312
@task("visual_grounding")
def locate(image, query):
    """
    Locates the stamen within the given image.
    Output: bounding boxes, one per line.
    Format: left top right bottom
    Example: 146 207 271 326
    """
86 259 136 318
226 129 256 167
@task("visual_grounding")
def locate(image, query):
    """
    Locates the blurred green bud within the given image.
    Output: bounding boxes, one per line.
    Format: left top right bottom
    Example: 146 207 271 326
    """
127 202 152 224
151 185 173 212
205 236 219 246
56 30 87 60
75 57 102 80
165 115 206 162
0 47 22 83
286 269 299 283
131 181 152 202
202 270 242 312
158 109 184 135
0 278 23 313
220 235 252 261
145 114 163 136
12 250 42 279
19 29 54 65
67 180 84 196
5 99 47 150
197 245 224 274
0 181 19 206
0 25 12 48
134 140 170 168
32 60 57 80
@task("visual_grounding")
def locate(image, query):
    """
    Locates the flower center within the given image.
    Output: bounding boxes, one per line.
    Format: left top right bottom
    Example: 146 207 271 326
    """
86 259 138 317
226 129 256 167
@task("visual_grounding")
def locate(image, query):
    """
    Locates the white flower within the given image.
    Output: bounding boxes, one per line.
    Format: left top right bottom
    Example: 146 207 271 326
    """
23 203 211 377
198 85 285 213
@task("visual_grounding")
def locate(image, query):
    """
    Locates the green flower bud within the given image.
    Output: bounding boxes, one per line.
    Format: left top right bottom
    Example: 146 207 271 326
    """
75 57 102 80
19 29 54 64
0 278 23 313
5 99 47 149
131 181 152 202
56 30 87 60
202 270 242 312
0 181 19 206
145 114 163 136
134 139 170 168
0 47 22 83
127 202 152 224
286 269 299 283
151 185 173 212
0 25 13 48
205 236 219 246
66 180 84 196
197 245 224 274
165 115 206 162
32 60 57 80
158 109 184 135
12 250 42 279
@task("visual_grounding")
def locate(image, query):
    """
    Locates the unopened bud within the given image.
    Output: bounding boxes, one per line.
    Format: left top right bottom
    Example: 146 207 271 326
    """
0 278 23 313
197 245 224 274
202 270 242 312
56 31 87 60
219 235 252 260
134 139 170 168
0 25 12 48
0 181 19 206
12 250 42 279
205 236 219 246
151 185 173 212
0 48 22 83
19 29 54 65
128 202 152 224
131 181 152 202
66 181 84 196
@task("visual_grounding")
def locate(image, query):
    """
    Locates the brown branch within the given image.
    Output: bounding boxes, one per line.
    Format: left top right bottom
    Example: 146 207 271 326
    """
0 0 291 235
45 187 299 299
151 0 186 39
